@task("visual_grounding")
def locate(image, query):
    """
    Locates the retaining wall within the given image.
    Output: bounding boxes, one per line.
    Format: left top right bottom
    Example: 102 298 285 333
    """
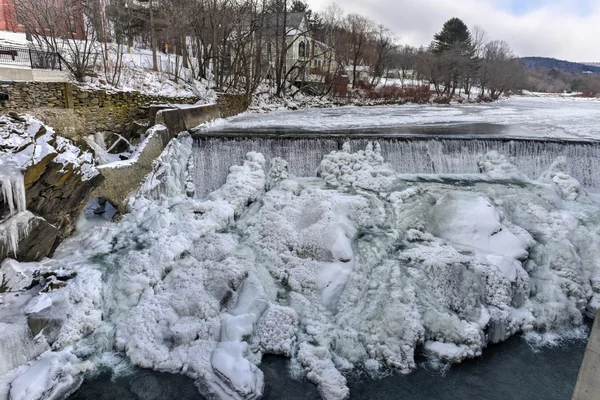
0 81 199 134
0 81 249 135
572 309 600 400
89 101 235 212
90 125 172 212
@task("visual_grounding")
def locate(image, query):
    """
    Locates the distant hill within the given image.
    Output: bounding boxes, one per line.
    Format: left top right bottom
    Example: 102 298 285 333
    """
520 57 600 74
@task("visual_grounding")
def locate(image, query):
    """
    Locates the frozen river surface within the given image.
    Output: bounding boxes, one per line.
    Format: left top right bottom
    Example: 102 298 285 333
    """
205 96 600 139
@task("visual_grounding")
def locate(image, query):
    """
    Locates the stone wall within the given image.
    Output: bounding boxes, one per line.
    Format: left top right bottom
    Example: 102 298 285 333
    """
69 86 198 133
0 82 67 109
0 83 253 137
0 81 199 134
217 93 252 118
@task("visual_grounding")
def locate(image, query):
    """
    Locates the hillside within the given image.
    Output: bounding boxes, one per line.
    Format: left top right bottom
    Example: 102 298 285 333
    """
521 57 600 74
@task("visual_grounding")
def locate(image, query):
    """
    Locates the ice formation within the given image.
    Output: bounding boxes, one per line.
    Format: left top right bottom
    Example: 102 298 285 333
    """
1 135 600 400
0 165 32 258
0 114 99 260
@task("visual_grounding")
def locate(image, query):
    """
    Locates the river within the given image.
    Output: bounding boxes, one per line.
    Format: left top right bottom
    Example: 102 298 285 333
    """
72 330 588 400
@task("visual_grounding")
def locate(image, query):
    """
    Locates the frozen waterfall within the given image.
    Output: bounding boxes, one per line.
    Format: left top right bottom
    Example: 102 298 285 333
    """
3 131 600 400
193 135 600 197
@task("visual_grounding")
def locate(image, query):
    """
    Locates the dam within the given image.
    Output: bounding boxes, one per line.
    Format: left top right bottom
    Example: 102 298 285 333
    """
192 132 600 197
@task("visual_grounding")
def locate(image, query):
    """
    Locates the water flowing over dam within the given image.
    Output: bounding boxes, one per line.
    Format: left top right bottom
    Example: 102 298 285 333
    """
193 133 600 197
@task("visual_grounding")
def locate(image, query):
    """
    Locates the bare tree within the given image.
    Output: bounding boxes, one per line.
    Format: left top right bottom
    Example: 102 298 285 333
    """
370 25 395 85
482 41 524 99
396 45 417 87
16 0 102 81
344 14 373 89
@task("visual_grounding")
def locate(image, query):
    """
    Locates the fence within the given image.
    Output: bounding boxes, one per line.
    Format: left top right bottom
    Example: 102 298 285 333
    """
0 46 62 70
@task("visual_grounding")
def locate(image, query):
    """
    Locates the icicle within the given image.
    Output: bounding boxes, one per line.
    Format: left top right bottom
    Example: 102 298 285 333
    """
1 174 15 215
0 211 34 257
0 167 27 216
0 166 29 256
12 173 26 214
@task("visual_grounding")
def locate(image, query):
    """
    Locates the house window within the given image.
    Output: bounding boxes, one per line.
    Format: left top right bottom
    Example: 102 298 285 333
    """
299 41 306 58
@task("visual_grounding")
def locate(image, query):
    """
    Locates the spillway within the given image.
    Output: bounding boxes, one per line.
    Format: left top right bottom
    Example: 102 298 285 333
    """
193 133 600 197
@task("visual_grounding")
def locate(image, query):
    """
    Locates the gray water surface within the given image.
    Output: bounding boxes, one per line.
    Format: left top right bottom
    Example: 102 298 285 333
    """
71 332 588 400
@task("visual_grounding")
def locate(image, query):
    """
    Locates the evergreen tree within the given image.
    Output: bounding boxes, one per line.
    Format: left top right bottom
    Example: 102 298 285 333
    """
432 17 473 55
289 0 321 31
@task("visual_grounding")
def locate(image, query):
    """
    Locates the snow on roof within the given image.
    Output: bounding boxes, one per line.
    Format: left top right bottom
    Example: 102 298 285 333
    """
261 12 307 35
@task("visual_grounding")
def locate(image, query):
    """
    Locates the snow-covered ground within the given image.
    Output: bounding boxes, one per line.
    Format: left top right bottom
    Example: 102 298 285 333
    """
79 44 216 100
1 121 599 399
210 96 600 139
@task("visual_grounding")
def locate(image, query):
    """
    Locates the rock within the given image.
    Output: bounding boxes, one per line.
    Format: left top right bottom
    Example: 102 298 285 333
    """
8 112 25 122
12 217 60 262
0 321 49 376
27 307 65 346
23 153 57 189
0 259 38 292
25 160 104 253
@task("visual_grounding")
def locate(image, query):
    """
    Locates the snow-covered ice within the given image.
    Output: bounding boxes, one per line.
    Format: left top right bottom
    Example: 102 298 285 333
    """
2 128 600 399
204 96 600 139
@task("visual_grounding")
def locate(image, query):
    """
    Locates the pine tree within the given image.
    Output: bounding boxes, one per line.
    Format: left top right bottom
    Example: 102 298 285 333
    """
432 18 473 55
289 0 321 31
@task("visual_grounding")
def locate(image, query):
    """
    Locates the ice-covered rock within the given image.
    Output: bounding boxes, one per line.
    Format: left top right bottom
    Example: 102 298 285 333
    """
0 114 101 262
266 157 289 191
318 142 395 191
0 322 49 376
430 192 532 260
539 156 582 201
8 349 89 400
297 343 349 400
0 259 39 291
252 305 298 357
477 151 528 181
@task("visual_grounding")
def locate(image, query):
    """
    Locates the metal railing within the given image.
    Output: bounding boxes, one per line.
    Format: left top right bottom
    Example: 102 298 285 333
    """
0 46 62 71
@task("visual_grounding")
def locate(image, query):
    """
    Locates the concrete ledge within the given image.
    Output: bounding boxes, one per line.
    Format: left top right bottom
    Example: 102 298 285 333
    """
154 103 221 133
89 103 223 212
89 125 171 212
572 310 600 400
0 66 69 82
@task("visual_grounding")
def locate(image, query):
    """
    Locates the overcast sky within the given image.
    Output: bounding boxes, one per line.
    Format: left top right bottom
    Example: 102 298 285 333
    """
304 0 599 62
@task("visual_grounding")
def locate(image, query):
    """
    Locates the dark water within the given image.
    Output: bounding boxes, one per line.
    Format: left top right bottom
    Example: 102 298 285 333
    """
71 331 588 400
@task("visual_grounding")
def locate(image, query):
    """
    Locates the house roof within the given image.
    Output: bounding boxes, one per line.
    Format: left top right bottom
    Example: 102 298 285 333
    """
263 12 306 34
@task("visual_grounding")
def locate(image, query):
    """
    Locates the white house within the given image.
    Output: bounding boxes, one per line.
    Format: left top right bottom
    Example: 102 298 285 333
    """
262 12 337 85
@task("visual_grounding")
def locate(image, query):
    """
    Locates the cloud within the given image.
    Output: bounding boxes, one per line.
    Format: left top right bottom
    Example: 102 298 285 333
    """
305 0 600 62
